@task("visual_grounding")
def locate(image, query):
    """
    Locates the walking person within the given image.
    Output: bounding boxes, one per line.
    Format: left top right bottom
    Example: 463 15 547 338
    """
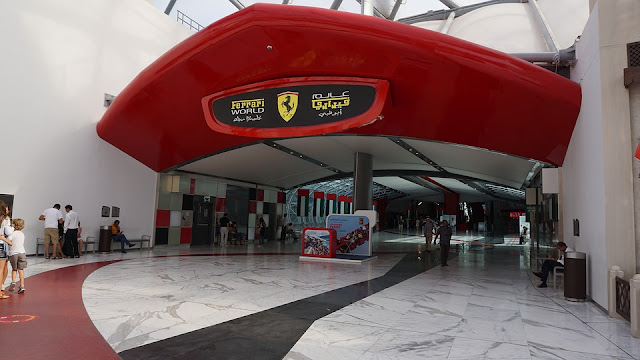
1 202 12 287
258 218 266 247
39 204 64 259
63 205 80 258
6 219 27 294
434 220 452 267
424 217 435 252
0 224 13 299
219 213 230 246
398 216 404 233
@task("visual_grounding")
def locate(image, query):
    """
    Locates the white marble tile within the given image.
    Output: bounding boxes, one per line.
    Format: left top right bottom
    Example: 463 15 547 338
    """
295 319 387 351
529 344 617 360
588 322 640 359
446 337 531 359
412 298 469 318
422 290 471 306
361 330 455 360
456 317 528 345
587 327 637 359
386 310 463 336
322 296 416 328
463 303 521 323
522 320 608 356
472 286 516 300
468 294 520 311
284 343 363 360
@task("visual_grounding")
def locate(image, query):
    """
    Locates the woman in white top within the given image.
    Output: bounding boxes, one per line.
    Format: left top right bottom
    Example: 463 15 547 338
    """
0 201 12 298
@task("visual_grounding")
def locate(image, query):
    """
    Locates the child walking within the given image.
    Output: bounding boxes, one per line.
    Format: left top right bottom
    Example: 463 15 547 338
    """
6 219 27 294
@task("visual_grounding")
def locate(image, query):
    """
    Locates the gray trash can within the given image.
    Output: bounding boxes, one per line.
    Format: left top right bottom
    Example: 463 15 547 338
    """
98 225 112 253
564 251 586 302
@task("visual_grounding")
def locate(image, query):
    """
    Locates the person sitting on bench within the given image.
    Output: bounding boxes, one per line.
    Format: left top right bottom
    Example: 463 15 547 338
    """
534 241 573 288
283 223 298 242
112 220 136 253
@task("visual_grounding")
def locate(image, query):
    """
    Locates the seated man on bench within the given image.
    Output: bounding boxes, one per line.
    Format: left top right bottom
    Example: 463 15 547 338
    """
112 220 136 253
534 241 573 288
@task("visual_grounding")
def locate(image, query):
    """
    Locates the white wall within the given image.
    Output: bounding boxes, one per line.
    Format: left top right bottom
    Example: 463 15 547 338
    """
1 0 191 254
564 4 607 306
563 0 640 307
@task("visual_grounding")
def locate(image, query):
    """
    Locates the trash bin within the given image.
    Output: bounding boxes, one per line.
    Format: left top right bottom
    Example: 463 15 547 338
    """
98 225 112 253
564 251 586 302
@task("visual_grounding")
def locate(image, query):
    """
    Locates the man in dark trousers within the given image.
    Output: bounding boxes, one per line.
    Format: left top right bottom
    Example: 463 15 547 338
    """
434 220 452 267
534 241 573 288
63 205 80 258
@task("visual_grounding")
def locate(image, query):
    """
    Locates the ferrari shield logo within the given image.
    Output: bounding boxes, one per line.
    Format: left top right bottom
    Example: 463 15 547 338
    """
277 91 298 122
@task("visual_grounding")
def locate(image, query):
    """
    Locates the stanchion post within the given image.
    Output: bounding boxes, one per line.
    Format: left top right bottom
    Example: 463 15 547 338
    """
631 274 640 338
609 266 624 318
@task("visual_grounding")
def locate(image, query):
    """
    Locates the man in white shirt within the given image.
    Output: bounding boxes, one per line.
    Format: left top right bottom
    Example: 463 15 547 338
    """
534 241 573 288
63 205 80 258
39 204 64 259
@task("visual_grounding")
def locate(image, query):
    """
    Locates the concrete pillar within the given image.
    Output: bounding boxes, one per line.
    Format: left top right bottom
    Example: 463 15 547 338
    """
629 82 640 274
632 274 640 338
608 266 624 318
353 152 373 212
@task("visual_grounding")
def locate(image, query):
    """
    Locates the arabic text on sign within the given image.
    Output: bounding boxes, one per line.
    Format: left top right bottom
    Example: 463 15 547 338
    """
312 97 350 111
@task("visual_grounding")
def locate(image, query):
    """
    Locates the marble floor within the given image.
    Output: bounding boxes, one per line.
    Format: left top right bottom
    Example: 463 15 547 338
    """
2 231 639 360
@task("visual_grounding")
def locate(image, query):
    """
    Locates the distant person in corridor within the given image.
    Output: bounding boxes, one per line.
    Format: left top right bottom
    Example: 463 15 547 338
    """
424 217 435 252
434 220 452 267
219 213 230 246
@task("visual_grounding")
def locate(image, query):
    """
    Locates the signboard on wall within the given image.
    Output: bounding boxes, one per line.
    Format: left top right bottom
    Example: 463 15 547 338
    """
327 214 371 256
202 77 388 138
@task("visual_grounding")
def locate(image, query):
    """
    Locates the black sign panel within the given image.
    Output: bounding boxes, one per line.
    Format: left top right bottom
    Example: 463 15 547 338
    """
212 84 376 129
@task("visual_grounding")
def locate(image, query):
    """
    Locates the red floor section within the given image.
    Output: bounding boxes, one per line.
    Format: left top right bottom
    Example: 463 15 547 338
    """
0 261 122 360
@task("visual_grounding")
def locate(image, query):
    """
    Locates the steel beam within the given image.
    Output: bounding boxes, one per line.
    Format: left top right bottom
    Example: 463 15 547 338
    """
164 0 178 15
388 0 403 20
398 0 525 23
440 0 460 9
528 0 559 53
330 0 343 10
228 0 245 10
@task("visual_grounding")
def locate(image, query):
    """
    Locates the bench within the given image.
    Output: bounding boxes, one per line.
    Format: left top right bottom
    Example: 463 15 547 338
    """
111 235 151 251
552 266 564 289
36 236 97 256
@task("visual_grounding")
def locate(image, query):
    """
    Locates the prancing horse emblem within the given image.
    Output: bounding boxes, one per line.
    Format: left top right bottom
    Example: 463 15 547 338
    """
277 91 298 122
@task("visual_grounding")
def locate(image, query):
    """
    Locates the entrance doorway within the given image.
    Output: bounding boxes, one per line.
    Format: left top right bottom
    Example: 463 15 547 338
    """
192 201 214 245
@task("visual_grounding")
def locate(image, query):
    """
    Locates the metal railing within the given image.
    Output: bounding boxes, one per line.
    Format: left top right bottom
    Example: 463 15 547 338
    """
616 276 631 322
177 10 204 32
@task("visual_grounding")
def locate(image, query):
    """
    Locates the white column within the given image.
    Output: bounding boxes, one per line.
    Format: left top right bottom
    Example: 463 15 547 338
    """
608 266 624 318
631 274 640 338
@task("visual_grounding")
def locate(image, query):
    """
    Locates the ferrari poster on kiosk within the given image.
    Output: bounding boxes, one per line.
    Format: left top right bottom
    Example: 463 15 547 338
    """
301 228 336 258
327 215 371 256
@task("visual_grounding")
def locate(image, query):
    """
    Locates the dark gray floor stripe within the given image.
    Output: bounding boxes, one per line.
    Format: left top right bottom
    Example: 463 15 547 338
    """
119 250 454 360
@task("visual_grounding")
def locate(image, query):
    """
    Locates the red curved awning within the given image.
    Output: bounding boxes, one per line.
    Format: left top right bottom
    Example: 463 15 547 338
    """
97 3 581 172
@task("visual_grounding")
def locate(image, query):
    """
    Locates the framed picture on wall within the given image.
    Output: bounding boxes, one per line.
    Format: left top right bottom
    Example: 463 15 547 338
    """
112 206 120 217
101 206 110 217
